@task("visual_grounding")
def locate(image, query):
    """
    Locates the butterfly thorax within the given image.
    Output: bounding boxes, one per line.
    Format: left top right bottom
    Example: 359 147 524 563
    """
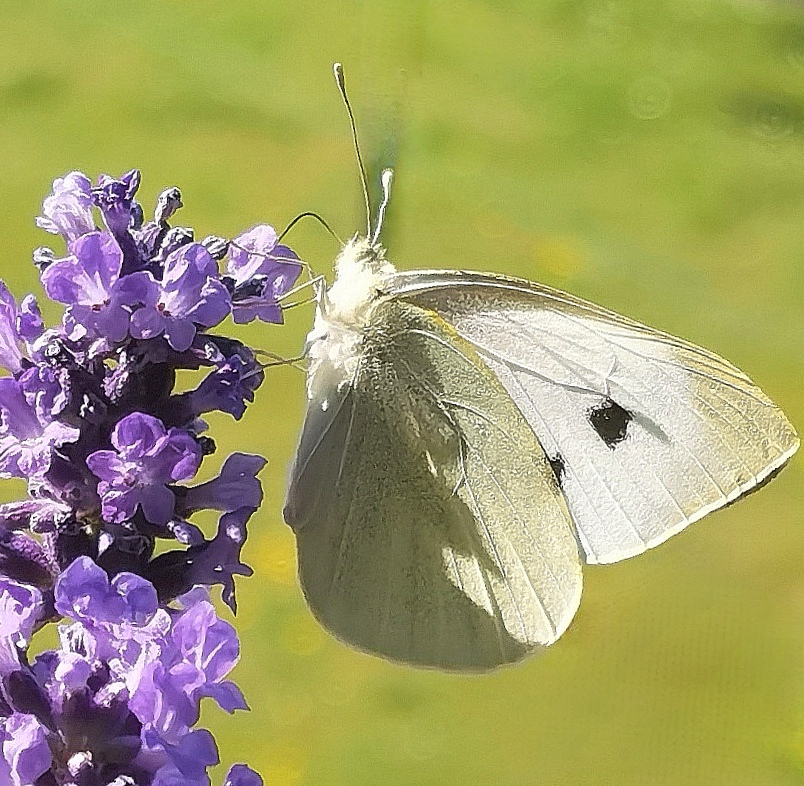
306 236 396 401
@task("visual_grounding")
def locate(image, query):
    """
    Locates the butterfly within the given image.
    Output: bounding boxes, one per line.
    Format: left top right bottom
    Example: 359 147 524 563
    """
282 66 799 671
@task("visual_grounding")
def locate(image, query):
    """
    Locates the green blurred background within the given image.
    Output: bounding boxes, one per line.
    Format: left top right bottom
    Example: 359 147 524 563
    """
1 1 803 783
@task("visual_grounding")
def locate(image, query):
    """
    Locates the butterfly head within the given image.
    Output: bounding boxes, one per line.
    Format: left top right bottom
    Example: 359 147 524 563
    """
327 235 396 323
303 236 395 402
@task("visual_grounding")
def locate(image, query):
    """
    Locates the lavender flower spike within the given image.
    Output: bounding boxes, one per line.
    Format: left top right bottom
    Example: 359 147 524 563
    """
0 166 293 786
87 413 202 525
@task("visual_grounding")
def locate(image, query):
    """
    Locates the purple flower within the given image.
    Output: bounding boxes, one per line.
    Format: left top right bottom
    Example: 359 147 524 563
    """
16 295 43 344
0 377 80 480
185 349 264 420
93 169 141 237
35 171 95 243
2 166 276 786
54 559 246 747
126 244 231 351
0 713 52 786
147 507 255 613
0 530 53 589
54 556 162 631
224 764 264 786
0 285 40 375
226 224 302 324
0 283 24 374
129 589 247 744
151 729 219 786
87 413 202 525
0 578 43 672
40 231 132 343
180 453 266 515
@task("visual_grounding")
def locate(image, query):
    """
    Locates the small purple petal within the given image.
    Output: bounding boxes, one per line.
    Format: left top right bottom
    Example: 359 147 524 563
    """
180 454 266 515
41 232 122 306
162 728 219 778
16 295 43 342
110 571 160 622
185 348 264 420
0 282 24 373
139 484 177 527
163 317 198 353
55 556 159 627
35 171 95 242
111 412 166 458
171 600 240 685
223 764 263 786
54 556 120 623
85 450 123 482
199 681 248 713
146 507 255 612
93 170 141 236
151 729 220 786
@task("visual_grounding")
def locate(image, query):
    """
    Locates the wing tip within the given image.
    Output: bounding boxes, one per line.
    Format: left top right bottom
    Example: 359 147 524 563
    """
586 437 799 566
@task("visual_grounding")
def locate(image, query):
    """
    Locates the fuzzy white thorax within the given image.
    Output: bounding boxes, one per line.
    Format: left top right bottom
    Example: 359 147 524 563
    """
305 236 396 401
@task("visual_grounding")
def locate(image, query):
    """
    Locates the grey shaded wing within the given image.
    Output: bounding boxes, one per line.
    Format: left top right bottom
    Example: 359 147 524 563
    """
390 270 799 565
284 298 582 670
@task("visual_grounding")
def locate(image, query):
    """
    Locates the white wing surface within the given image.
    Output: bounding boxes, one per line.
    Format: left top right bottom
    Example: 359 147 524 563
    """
285 297 582 670
390 270 799 565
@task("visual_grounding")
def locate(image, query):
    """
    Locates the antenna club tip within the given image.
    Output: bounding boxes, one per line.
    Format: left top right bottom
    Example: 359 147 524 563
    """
381 169 394 187
333 62 344 84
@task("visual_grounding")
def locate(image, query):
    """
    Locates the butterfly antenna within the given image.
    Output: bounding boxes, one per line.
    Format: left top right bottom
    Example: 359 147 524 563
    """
277 210 343 245
371 168 393 246
333 62 371 238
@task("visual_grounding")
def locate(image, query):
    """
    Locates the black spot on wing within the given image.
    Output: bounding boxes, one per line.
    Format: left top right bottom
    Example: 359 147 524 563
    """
587 398 632 449
548 454 565 486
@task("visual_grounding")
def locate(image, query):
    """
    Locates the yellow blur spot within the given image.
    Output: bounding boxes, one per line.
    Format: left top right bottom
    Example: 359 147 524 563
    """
253 528 297 586
262 745 306 786
534 236 585 279
282 613 324 656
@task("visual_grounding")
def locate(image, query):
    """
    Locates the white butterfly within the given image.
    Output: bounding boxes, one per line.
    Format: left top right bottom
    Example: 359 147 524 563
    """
282 67 799 672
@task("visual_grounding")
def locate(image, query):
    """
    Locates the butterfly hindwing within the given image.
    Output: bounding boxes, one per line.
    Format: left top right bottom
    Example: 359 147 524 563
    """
390 270 799 565
285 296 583 670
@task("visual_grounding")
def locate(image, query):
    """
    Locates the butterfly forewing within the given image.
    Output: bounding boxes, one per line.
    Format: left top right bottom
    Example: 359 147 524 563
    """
390 270 799 565
285 296 583 670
